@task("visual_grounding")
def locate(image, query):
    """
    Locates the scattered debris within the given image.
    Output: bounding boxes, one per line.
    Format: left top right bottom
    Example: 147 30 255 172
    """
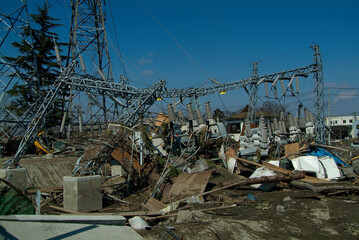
1 101 359 239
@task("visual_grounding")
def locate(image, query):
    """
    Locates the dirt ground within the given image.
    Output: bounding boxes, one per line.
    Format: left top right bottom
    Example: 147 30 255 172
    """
137 188 359 240
133 165 359 240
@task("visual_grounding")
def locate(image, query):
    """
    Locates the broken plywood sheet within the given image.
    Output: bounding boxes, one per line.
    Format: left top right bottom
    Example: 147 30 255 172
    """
143 197 168 211
285 143 300 159
164 170 213 203
111 147 140 172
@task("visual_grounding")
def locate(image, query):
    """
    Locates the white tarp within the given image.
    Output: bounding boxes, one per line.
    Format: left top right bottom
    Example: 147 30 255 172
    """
319 156 342 180
227 158 237 174
291 156 341 180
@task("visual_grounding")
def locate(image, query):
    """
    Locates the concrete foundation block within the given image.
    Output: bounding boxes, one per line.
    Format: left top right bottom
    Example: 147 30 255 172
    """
0 168 27 191
63 175 102 212
45 153 54 159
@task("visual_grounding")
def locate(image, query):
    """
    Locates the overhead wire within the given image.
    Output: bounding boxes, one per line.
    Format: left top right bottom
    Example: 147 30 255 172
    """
217 93 229 113
137 0 210 79
113 47 155 86
327 87 359 90
108 0 127 78
217 64 251 82
259 47 310 63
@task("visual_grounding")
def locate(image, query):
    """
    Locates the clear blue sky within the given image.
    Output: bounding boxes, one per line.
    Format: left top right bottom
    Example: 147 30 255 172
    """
2 0 359 116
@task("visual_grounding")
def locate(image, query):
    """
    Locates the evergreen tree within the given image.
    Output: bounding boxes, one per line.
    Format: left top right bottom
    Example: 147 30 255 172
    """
5 3 66 128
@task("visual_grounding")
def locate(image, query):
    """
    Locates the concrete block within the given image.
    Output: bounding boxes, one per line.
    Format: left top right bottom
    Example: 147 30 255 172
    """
111 165 126 177
0 168 27 191
0 221 143 240
63 175 102 212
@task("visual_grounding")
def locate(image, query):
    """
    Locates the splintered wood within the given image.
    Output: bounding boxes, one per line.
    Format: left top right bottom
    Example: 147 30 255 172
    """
111 147 140 172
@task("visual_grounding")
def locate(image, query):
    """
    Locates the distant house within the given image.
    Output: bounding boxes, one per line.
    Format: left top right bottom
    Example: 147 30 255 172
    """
326 115 358 139
226 111 278 134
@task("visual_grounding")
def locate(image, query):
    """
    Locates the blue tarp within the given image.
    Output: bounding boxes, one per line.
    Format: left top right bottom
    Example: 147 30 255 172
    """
307 147 349 167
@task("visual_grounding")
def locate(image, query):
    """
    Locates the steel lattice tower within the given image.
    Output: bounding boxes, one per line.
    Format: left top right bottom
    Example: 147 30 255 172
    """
248 61 259 122
65 0 114 137
312 44 325 143
68 0 113 79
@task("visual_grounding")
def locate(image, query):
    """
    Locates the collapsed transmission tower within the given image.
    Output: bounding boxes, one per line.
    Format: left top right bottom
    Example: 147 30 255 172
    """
2 0 326 168
4 0 166 168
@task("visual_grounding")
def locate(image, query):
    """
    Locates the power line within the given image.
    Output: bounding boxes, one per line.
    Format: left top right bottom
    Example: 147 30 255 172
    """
330 94 359 97
259 47 310 63
217 65 251 82
137 0 209 79
326 87 359 90
108 0 127 78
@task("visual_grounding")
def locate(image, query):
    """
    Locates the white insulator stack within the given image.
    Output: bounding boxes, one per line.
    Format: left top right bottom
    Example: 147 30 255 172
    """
288 113 298 142
167 104 175 123
178 110 187 126
304 109 314 137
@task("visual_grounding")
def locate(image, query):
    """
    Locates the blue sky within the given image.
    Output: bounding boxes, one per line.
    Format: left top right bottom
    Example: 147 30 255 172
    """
2 0 359 116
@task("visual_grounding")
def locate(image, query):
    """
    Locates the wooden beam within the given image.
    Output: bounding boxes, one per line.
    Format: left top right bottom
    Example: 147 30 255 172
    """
235 157 331 183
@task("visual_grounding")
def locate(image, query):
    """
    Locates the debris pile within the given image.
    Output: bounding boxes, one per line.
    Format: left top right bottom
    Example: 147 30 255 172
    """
1 101 359 239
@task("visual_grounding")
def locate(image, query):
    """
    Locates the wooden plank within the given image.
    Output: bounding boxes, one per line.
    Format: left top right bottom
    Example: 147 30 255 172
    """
27 186 63 194
143 197 168 211
49 205 88 215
